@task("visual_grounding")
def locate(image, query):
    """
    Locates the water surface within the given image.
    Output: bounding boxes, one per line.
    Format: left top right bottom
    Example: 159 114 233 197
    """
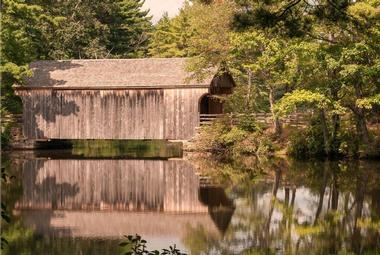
2 153 380 254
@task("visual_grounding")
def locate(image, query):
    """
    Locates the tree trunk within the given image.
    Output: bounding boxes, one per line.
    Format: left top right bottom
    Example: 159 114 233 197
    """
314 163 328 225
247 70 252 106
265 168 281 247
331 113 340 146
319 109 330 155
331 88 340 147
331 175 339 211
353 84 370 144
355 109 370 144
269 87 282 136
352 175 365 253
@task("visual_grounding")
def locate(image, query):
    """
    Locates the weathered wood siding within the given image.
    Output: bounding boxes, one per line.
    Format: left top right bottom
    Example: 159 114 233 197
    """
16 159 208 213
17 88 208 140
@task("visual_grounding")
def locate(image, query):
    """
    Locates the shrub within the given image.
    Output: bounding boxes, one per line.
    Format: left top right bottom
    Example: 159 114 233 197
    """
338 130 359 158
194 116 274 158
287 131 308 158
234 133 259 155
256 137 275 156
360 135 380 159
287 121 325 158
236 115 262 132
287 118 363 159
217 127 247 146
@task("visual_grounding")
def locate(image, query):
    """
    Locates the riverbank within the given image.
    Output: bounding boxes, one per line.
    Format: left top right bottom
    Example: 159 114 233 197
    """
184 116 380 160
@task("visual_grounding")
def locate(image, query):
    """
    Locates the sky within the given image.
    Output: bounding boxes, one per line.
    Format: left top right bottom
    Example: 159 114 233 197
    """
143 0 185 23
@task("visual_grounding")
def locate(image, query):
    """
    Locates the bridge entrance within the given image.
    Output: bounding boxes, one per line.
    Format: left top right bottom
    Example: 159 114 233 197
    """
199 94 223 115
199 94 224 126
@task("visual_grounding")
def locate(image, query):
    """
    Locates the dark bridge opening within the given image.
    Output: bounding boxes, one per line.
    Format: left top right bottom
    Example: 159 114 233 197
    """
199 94 224 125
199 94 223 115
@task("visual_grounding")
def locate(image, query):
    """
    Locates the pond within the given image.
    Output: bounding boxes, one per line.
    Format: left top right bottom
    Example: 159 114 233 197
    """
1 149 380 255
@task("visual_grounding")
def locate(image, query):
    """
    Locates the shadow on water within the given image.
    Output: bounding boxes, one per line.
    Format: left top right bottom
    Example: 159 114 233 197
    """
2 152 380 255
33 139 183 159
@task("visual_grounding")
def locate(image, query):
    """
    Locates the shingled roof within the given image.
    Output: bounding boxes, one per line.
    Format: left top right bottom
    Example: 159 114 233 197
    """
23 58 214 88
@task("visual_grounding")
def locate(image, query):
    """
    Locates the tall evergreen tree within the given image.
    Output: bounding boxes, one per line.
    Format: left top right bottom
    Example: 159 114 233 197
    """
149 3 195 58
35 0 110 59
31 0 152 59
169 5 195 57
107 0 152 58
148 13 178 57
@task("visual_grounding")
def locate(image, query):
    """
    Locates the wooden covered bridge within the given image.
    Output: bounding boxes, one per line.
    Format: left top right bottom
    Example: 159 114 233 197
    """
14 58 235 141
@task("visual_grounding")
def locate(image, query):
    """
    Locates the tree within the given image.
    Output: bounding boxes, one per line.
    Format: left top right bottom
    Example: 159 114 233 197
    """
1 0 58 127
1 0 154 146
33 0 152 59
106 0 152 58
34 0 110 59
186 0 235 81
148 13 178 57
148 6 195 58
229 32 292 135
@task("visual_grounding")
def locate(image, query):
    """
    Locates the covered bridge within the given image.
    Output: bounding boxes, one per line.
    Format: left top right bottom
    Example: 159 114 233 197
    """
14 58 235 140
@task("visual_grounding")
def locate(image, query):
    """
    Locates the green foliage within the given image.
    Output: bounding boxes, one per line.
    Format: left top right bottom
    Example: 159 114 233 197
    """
287 122 326 158
218 126 247 146
1 0 51 124
235 114 262 132
149 5 195 58
256 137 275 156
148 13 178 57
275 89 345 116
119 235 185 255
185 1 235 79
107 0 152 58
357 94 380 110
337 130 360 158
1 0 152 147
35 0 152 59
1 126 11 149
195 116 274 158
287 118 363 158
184 0 380 155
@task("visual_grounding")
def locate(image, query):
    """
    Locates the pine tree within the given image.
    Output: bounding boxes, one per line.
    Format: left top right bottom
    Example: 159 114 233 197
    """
148 13 178 57
148 4 195 58
107 0 152 58
170 6 195 57
36 0 110 59
31 0 152 59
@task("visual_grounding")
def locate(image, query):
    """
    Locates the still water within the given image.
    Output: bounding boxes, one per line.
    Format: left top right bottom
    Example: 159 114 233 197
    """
2 151 380 255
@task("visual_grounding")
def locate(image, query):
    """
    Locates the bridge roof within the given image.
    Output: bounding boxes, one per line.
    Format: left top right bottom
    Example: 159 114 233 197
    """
22 58 214 89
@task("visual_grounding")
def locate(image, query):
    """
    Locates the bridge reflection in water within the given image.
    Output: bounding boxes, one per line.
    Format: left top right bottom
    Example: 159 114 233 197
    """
15 159 234 247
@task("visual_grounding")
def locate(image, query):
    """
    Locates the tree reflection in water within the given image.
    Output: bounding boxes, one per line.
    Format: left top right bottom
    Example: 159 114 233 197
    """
1 154 380 255
184 158 380 255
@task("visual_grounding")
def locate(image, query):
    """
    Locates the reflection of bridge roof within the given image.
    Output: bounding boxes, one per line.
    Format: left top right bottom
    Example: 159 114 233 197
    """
20 210 221 238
